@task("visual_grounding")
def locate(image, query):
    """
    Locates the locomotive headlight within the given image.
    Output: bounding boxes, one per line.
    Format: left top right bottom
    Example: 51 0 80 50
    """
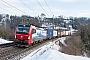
15 35 16 38
28 36 30 39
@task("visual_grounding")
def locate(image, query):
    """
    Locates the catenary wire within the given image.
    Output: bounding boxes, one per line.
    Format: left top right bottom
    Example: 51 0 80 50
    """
0 6 18 15
1 0 27 15
0 2 21 15
43 0 54 15
19 0 39 15
36 0 49 17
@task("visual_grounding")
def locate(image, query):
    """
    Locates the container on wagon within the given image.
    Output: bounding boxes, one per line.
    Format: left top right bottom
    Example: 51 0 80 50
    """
66 31 69 36
53 30 58 38
60 31 66 37
47 29 53 39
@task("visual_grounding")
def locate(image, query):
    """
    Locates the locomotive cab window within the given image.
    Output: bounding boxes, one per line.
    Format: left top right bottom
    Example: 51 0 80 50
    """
32 29 36 34
16 25 30 34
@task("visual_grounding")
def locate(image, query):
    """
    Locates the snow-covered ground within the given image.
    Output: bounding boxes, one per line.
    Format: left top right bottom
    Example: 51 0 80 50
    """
36 49 90 60
0 38 13 44
21 37 90 60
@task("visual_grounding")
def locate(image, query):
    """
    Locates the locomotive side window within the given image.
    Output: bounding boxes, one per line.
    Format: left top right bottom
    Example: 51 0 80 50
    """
32 29 36 34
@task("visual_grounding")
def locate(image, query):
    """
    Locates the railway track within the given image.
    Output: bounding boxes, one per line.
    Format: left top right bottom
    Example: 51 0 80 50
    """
0 42 14 48
0 38 59 60
0 44 25 60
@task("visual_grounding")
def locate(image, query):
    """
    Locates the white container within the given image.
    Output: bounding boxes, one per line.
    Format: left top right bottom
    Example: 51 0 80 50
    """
66 31 69 36
53 30 57 37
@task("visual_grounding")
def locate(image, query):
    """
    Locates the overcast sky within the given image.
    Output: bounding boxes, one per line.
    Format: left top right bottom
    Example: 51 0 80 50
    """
0 0 90 17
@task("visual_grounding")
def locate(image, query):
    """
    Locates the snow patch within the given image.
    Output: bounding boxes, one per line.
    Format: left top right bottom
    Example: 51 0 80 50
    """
60 37 67 46
83 52 88 57
0 38 13 44
56 37 67 46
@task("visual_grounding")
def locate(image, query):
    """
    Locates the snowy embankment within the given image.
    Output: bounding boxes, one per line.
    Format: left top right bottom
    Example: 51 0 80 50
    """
0 38 13 44
21 37 90 60
36 49 90 60
56 37 67 46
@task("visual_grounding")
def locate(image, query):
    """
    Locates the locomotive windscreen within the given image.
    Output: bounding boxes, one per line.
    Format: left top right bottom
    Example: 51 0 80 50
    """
16 24 30 34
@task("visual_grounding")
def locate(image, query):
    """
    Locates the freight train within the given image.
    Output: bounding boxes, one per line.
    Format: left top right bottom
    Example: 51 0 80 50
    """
14 24 72 47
